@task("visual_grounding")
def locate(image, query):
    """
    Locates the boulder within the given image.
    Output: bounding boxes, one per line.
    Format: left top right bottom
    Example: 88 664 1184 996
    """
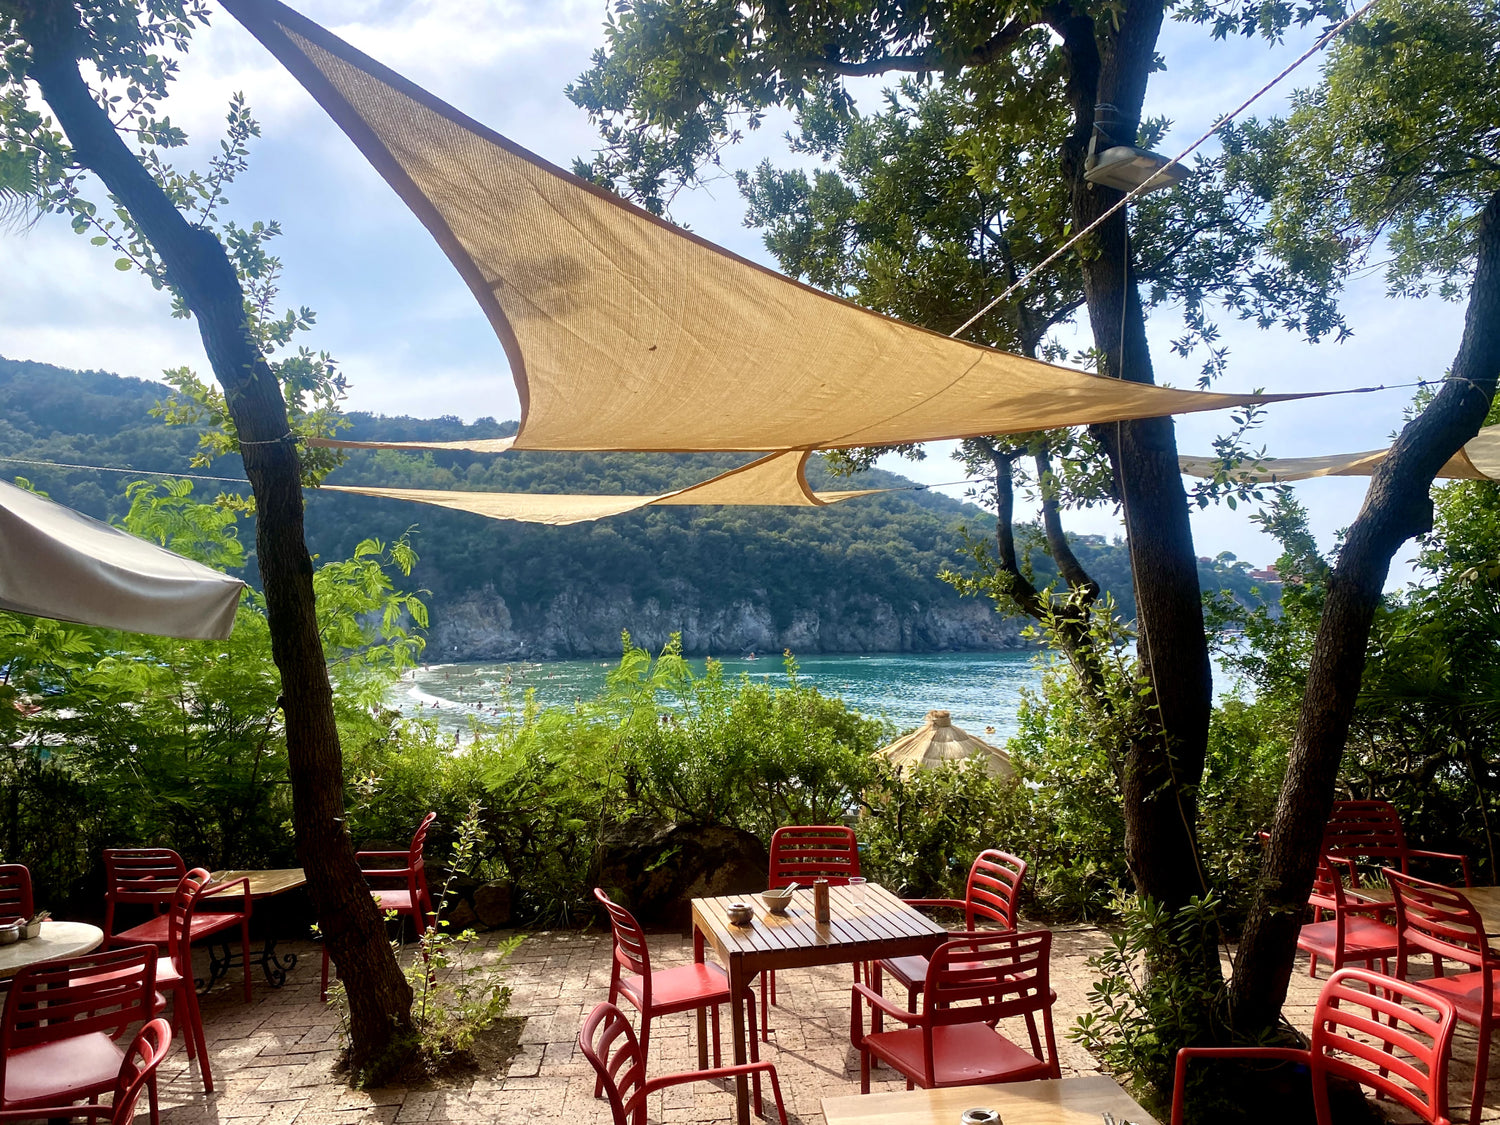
474 880 514 928
596 821 770 931
442 898 478 930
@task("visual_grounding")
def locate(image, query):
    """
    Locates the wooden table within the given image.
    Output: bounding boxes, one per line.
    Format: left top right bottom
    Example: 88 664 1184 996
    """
693 883 950 1125
205 868 308 988
823 1075 1160 1125
1356 882 1500 934
0 921 104 979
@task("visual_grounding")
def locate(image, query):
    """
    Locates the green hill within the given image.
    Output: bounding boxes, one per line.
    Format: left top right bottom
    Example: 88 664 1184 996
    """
0 355 1274 658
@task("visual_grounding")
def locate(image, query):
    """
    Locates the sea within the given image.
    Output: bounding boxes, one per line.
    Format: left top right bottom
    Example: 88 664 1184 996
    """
395 650 1054 740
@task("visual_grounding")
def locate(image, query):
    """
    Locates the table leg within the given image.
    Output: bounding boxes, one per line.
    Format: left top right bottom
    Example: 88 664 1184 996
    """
728 955 750 1125
693 926 708 1070
260 934 298 988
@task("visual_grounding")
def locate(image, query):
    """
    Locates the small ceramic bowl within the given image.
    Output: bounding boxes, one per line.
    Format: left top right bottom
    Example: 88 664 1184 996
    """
0 922 21 946
725 902 754 926
761 888 794 915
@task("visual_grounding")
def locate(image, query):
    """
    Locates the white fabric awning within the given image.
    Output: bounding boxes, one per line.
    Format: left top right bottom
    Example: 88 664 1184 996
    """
1179 426 1500 483
0 480 245 639
324 451 892 525
226 0 1325 456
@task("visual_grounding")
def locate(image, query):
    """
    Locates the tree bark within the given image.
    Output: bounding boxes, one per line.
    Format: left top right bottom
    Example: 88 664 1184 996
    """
17 2 416 1071
1051 0 1217 920
1227 189 1500 1033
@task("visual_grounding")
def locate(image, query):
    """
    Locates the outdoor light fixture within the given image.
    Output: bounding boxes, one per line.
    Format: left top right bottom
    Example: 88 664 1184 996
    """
1083 104 1189 196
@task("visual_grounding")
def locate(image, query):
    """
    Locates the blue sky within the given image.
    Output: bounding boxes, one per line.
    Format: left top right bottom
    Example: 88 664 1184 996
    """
0 0 1469 581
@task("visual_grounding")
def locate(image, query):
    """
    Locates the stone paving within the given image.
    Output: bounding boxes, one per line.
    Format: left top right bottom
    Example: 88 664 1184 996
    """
148 924 1498 1125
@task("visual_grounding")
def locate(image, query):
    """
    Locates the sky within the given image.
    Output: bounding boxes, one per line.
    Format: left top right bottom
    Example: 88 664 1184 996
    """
0 0 1472 582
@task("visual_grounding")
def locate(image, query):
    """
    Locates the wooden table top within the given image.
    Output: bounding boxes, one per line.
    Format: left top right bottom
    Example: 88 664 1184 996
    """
0 921 104 980
823 1075 1160 1125
694 882 948 965
207 868 307 899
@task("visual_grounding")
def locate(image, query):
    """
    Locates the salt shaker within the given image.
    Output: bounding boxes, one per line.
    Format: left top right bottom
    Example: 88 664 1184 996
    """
813 878 830 923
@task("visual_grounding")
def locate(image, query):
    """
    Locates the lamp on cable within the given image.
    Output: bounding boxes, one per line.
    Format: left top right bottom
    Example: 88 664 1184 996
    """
1083 104 1189 196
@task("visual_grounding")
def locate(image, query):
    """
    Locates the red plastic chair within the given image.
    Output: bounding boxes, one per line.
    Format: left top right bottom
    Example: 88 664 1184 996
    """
103 848 253 1003
593 889 763 1091
765 824 862 1020
851 928 1060 1093
0 1018 172 1125
321 812 436 1001
1299 852 1399 979
0 866 32 925
1170 967 1457 1125
580 1000 788 1125
1324 800 1473 887
1387 869 1498 1125
0 945 157 1118
877 850 1026 1010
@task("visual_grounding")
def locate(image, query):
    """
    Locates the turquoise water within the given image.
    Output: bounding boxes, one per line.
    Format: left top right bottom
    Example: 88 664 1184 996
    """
398 650 1055 740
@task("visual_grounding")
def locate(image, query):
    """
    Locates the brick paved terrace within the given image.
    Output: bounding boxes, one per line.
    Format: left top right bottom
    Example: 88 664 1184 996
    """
153 926 1498 1125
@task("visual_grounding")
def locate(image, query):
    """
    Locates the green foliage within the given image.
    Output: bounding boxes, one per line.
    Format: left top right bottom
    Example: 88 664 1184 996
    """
0 479 426 909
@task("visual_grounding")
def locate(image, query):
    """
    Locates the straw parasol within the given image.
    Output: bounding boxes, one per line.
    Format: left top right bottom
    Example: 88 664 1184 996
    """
876 710 1014 780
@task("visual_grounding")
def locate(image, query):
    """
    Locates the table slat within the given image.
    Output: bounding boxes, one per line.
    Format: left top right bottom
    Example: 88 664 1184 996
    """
823 1076 1160 1125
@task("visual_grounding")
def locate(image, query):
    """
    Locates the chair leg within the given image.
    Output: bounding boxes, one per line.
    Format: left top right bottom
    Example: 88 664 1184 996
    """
638 1013 652 1078
746 992 763 1115
762 1063 790 1125
768 968 777 1006
1469 1021 1491 1125
148 1072 160 1125
710 1003 721 1068
180 980 214 1093
241 914 253 1004
861 1048 871 1094
760 976 769 1042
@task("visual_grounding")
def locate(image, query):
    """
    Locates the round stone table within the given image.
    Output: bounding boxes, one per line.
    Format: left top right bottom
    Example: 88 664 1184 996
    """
0 921 104 979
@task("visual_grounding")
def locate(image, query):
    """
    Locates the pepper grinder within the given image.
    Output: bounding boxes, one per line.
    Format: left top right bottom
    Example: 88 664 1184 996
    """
813 878 830 923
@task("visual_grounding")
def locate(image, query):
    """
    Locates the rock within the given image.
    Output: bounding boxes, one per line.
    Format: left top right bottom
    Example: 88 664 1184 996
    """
596 821 770 931
442 899 478 930
473 880 513 928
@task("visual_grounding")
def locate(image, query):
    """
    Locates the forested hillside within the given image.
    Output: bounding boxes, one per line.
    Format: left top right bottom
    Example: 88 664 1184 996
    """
0 355 1276 658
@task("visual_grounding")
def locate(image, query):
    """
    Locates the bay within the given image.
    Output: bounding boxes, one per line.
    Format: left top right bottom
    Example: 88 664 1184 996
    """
397 649 1055 740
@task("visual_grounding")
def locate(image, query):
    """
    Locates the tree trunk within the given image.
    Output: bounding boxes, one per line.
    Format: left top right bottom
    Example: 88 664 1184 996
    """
1053 0 1216 920
1228 189 1500 1033
19 3 416 1072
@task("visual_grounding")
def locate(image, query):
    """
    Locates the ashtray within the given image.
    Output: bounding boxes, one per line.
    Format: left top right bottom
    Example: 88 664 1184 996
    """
725 902 754 926
960 1110 1001 1125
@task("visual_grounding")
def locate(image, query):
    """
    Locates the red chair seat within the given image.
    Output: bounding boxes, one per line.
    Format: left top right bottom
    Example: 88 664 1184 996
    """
1411 968 1500 1022
1298 916 1398 962
866 1023 1054 1087
3 1034 124 1106
882 954 929 990
618 963 731 1012
112 909 242 948
373 889 416 913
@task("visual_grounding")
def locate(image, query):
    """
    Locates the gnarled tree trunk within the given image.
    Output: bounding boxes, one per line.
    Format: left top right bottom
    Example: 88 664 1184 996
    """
17 1 416 1074
1228 189 1500 1033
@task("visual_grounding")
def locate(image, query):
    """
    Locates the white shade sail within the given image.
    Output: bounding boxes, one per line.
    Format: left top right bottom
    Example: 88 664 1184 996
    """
324 451 891 526
1179 426 1500 483
0 479 245 640
226 0 1324 456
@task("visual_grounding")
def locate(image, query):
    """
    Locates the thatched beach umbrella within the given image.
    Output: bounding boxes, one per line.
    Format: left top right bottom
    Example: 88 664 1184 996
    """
876 710 1014 780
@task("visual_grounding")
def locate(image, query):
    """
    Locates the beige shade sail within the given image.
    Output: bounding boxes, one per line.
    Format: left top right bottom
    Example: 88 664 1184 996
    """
876 710 1015 780
226 0 1327 456
323 451 892 526
1179 425 1500 483
0 479 245 640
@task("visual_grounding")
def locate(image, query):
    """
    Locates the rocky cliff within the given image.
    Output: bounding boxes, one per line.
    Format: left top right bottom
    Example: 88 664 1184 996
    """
426 582 1028 661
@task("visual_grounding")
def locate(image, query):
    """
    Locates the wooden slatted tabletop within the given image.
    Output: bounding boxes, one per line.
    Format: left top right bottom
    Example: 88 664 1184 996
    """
823 1075 1160 1125
1353 883 1500 935
692 882 950 1125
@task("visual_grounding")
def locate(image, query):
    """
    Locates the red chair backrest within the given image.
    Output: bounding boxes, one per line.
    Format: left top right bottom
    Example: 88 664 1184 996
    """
578 1000 647 1125
104 848 187 905
1386 869 1491 974
110 1017 174 1125
0 944 156 1060
0 864 33 925
593 889 653 999
965 850 1025 930
1310 968 1456 1125
167 869 215 971
409 812 436 873
923 928 1053 1025
768 825 860 888
1323 800 1409 870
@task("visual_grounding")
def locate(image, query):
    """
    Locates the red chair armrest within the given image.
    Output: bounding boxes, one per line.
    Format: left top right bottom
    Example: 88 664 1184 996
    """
1406 849 1475 885
1172 1046 1310 1125
850 980 920 1047
900 898 967 912
641 1061 778 1096
204 876 252 914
